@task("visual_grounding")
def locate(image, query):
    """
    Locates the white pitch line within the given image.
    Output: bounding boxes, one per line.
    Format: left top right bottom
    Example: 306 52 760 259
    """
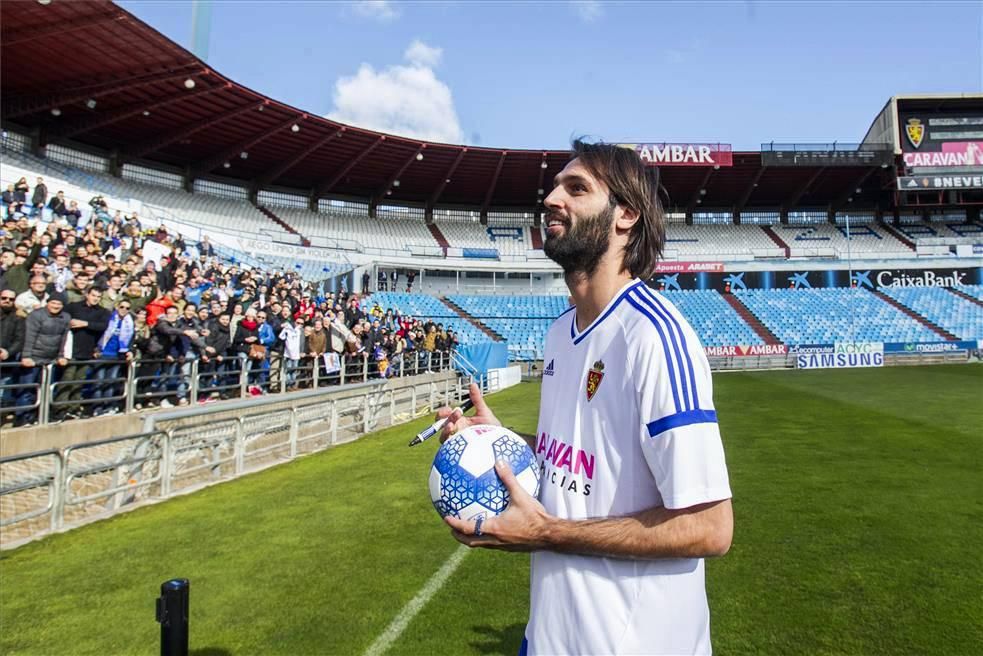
363 545 469 656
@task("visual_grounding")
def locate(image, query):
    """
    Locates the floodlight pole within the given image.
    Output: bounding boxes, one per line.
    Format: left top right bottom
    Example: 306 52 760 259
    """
845 211 855 343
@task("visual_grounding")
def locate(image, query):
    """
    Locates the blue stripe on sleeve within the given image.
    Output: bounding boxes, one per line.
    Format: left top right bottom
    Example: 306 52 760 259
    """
639 285 700 410
633 288 691 412
647 409 718 437
625 293 682 415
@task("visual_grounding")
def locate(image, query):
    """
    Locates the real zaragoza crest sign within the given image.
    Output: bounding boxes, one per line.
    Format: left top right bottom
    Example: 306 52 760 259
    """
586 360 605 402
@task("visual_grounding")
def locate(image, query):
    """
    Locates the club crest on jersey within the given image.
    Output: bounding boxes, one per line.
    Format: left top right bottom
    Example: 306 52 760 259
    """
905 118 924 149
585 360 605 402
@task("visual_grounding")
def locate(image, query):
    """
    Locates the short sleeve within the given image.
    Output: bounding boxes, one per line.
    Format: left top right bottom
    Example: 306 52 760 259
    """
631 320 732 510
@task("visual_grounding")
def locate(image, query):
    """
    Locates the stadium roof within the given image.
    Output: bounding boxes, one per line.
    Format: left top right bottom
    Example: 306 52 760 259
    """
0 0 908 213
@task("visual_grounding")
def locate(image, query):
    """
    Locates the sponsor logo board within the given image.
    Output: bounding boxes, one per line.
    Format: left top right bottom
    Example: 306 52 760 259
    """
883 341 977 353
654 262 725 273
704 344 788 357
796 342 884 369
617 143 733 167
902 141 983 168
898 174 983 190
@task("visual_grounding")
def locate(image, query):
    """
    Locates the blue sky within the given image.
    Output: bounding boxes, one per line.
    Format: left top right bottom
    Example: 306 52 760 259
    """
120 1 983 150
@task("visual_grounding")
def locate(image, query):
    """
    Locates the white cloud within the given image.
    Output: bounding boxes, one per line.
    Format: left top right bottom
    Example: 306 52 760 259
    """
571 0 603 22
405 40 442 68
352 1 399 22
327 41 464 144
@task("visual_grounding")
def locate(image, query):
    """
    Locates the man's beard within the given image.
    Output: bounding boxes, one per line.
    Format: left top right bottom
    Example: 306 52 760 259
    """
543 203 615 277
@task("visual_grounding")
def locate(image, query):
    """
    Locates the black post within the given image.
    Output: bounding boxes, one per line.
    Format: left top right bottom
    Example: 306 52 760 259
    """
156 578 190 656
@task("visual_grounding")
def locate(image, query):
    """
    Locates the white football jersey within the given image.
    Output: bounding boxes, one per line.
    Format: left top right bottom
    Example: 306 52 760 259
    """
524 278 732 656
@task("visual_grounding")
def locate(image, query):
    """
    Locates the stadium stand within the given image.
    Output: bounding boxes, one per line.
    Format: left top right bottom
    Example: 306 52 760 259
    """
734 288 942 344
956 284 983 302
773 223 914 259
663 224 785 260
361 292 489 344
275 207 440 253
1 148 294 244
435 222 535 257
660 290 765 347
880 287 983 341
448 295 569 360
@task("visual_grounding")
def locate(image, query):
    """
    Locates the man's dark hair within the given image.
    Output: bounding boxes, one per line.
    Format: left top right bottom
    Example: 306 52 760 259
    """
570 139 666 280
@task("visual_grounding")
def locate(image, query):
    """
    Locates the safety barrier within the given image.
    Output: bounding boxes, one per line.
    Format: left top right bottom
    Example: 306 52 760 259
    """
1 371 478 548
0 350 457 427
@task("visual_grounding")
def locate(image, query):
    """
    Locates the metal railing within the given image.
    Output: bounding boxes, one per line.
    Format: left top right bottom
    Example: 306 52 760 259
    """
1 372 481 547
0 350 457 428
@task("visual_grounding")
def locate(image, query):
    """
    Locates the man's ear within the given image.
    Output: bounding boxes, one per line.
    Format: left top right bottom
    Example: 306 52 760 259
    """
615 205 640 233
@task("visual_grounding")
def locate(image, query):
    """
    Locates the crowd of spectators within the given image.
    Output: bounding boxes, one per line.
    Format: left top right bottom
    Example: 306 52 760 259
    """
0 179 458 427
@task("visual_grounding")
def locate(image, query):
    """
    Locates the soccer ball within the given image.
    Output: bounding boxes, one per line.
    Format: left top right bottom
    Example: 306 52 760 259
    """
430 424 540 522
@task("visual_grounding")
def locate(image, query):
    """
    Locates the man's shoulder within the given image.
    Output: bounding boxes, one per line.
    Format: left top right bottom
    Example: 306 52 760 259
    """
618 286 700 348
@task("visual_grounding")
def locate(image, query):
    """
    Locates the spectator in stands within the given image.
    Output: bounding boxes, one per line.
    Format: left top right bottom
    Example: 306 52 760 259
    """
362 270 370 295
173 302 207 406
100 273 125 310
2 185 17 208
256 309 276 391
1 240 41 295
391 270 398 292
15 275 50 317
198 235 216 258
0 288 25 417
16 293 70 426
64 201 83 227
58 287 110 419
422 324 438 372
229 302 244 340
377 269 387 291
13 178 29 204
148 305 186 408
122 278 150 314
65 272 92 305
32 177 47 214
234 307 264 395
306 316 328 384
279 315 305 391
145 285 181 326
92 299 134 416
47 252 72 292
200 312 232 399
406 270 416 292
48 191 67 217
344 296 363 327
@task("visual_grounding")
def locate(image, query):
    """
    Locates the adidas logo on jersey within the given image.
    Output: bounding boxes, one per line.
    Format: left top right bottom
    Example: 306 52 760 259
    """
543 359 555 376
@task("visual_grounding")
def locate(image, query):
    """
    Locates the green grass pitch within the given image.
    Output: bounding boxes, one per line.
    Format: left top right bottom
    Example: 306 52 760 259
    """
1 365 981 655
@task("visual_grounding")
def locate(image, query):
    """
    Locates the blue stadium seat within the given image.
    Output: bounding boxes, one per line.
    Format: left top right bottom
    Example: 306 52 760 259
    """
880 287 983 341
734 288 940 344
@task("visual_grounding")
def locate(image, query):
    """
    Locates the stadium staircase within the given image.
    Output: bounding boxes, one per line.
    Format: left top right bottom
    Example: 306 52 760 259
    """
529 225 544 250
441 297 504 342
948 287 983 309
427 224 450 251
878 223 917 251
761 226 791 258
722 294 783 345
870 290 958 340
258 205 310 246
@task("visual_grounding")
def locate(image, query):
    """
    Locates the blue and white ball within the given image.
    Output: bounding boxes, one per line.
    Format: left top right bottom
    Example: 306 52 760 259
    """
430 424 540 521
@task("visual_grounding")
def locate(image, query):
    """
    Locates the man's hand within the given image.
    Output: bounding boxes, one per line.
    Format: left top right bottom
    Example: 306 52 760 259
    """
56 357 68 367
445 461 551 552
21 357 35 368
0 348 8 361
435 383 500 442
70 319 88 329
